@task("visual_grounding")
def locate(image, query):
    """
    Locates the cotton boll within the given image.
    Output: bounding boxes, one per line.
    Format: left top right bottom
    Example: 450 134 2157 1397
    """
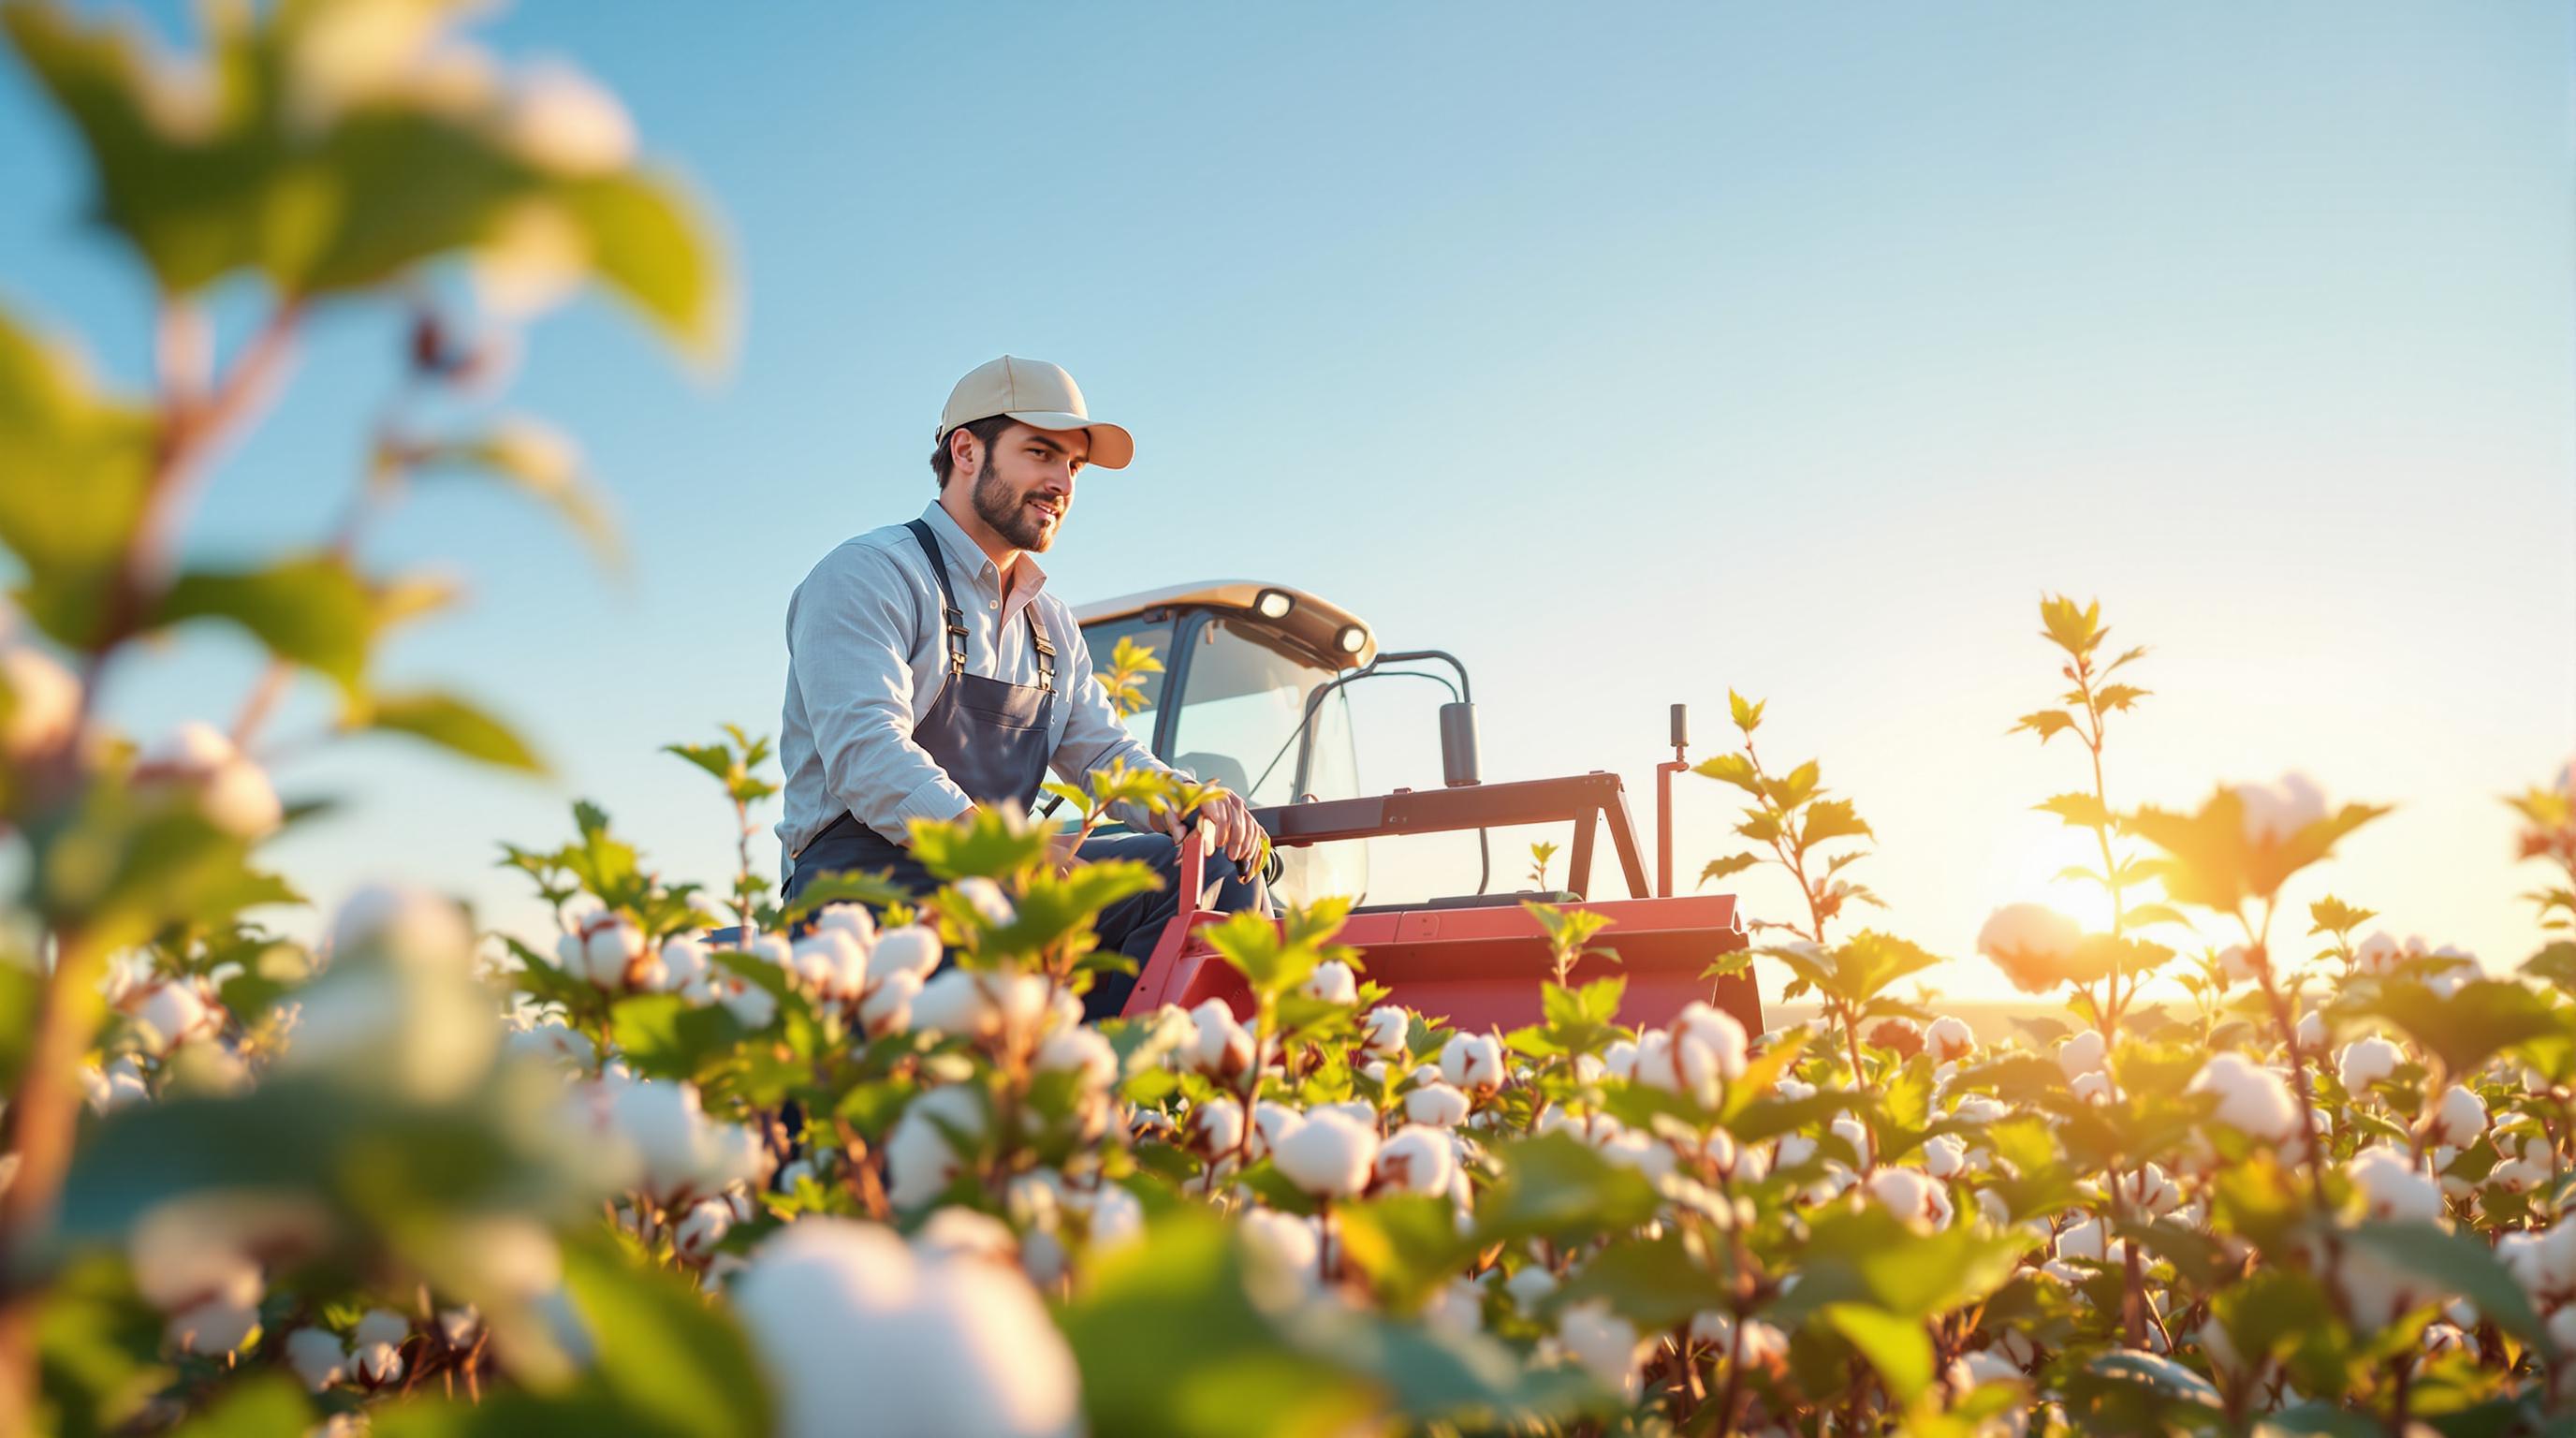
1374 1125 1456 1196
916 1208 1017 1267
2295 1009 2328 1052
1441 1033 1505 1095
1922 1135 1967 1180
2429 1084 2488 1148
1035 1027 1118 1093
1237 1209 1323 1299
590 1076 768 1204
1424 1278 1485 1337
1557 1300 1647 1402
503 60 635 176
2056 1030 2107 1079
1187 1000 1254 1078
0 643 79 759
857 969 917 1036
170 1295 261 1355
1405 1081 1470 1129
1925 1017 1976 1064
354 1309 410 1352
2071 1071 2113 1105
2056 1217 2121 1265
1949 1348 2023 1390
1602 1038 1639 1080
143 723 284 840
732 1219 1080 1438
884 1086 987 1211
1952 1094 2006 1126
1866 1167 1953 1231
1361 1005 1411 1058
2187 1053 2299 1143
285 1328 348 1390
1976 903 2082 993
714 970 781 1030
1673 1003 1749 1078
330 885 476 973
2346 1148 2444 1224
1504 1266 1559 1310
810 903 877 949
871 926 944 982
1301 961 1358 1006
2353 932 2405 977
127 981 212 1057
1598 1129 1677 1184
675 1198 734 1262
2215 946 2262 985
2336 1036 2403 1095
2234 772 2327 847
1274 1109 1379 1196
1191 1096 1245 1154
949 877 1017 927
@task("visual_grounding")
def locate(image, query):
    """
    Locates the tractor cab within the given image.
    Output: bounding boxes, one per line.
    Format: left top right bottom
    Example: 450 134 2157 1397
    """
1076 581 1762 1037
1072 581 1380 906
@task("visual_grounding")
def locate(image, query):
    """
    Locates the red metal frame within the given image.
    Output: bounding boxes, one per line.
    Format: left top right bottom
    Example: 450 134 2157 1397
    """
1120 829 1757 1036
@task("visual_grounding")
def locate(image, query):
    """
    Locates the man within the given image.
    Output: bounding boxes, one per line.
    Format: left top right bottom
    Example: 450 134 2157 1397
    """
776 356 1267 1018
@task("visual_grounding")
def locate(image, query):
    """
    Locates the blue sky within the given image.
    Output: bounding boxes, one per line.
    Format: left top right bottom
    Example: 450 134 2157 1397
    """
4 2 2569 1001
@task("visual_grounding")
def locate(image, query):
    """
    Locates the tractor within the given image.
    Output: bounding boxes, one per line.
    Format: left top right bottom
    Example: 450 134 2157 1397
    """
1072 580 1758 1034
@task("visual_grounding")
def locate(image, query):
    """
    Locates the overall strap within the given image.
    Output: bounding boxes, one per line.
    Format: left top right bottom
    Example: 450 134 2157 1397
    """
905 520 970 677
1026 607 1057 692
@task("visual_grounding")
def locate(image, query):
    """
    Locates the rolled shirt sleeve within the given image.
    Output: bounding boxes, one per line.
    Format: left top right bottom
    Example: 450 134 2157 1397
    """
789 544 976 844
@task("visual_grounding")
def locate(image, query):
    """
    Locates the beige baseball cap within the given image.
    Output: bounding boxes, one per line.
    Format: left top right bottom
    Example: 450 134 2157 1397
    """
935 356 1134 470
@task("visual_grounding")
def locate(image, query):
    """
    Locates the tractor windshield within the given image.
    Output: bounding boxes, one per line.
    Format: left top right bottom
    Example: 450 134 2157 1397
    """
1167 613 1357 808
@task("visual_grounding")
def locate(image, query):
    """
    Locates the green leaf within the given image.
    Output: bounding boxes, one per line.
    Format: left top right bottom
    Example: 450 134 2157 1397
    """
2343 1220 2548 1350
558 169 735 369
608 993 746 1082
2037 594 2102 658
1698 853 1762 887
1691 751 1762 796
1820 1304 1933 1405
2308 895 2378 937
168 1374 308 1436
1726 689 1764 734
1336 1194 1476 1313
2337 978 2569 1078
1471 1132 1661 1244
154 554 373 694
0 304 154 649
1797 797 1872 849
357 689 546 771
1552 1230 1730 1330
36 1255 168 1438
1772 1207 2035 1323
2011 709 2079 744
2035 792 2111 829
420 418 621 568
1058 1215 1376 1438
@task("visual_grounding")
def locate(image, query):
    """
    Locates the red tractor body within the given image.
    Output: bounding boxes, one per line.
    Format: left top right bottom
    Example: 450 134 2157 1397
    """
1076 586 1758 1035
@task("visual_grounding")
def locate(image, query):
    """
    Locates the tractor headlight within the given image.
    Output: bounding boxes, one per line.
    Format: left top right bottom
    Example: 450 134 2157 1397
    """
1254 588 1295 620
1336 624 1368 654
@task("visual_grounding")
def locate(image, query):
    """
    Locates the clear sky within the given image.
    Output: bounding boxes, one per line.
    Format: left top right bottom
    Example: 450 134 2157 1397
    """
3 2 2569 1004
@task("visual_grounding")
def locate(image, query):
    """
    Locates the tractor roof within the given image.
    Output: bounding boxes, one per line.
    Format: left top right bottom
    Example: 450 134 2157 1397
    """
1070 580 1378 668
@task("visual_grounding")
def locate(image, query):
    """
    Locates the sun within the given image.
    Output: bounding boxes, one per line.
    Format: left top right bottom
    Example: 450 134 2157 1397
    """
1996 823 2126 935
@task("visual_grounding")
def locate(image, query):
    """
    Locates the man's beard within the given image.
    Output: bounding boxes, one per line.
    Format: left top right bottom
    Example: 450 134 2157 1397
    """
970 459 1061 552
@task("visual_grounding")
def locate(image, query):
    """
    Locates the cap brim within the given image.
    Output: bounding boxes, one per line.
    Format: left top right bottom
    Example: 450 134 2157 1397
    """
1004 411 1134 470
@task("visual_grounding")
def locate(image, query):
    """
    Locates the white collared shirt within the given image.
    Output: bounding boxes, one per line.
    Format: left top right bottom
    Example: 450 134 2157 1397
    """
776 500 1177 854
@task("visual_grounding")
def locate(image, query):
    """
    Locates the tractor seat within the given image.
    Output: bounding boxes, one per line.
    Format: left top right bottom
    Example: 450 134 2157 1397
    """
1349 889 1577 915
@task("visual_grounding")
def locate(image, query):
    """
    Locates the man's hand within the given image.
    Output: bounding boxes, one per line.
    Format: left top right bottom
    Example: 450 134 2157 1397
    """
1160 790 1265 868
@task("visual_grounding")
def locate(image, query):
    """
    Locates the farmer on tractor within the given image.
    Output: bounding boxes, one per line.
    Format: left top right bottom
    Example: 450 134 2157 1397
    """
774 356 1267 1017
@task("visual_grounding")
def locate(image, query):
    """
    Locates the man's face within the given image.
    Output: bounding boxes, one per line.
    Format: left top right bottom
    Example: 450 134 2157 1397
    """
964 422 1087 552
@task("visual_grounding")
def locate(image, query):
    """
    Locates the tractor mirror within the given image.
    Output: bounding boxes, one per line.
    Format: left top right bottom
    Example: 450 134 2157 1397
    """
1439 701 1481 787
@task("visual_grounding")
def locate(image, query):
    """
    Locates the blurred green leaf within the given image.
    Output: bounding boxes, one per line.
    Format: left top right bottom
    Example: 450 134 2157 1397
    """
608 992 744 1083
168 1375 309 1436
0 303 154 649
1820 1304 1932 1405
2337 979 2568 1078
357 689 546 772
1551 1229 1730 1330
1471 1132 1661 1245
36 1255 168 1438
2344 1220 2547 1350
154 553 373 694
558 169 732 368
